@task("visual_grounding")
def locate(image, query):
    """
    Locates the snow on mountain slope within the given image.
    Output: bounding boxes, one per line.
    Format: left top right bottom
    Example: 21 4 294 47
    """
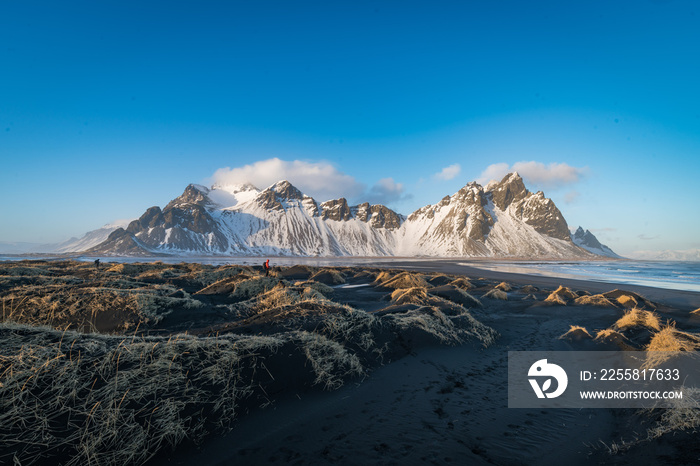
571 226 621 258
208 183 260 208
87 173 615 259
398 174 591 258
53 220 134 253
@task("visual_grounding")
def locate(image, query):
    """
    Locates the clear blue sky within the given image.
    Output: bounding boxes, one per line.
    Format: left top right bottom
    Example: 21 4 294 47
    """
1 0 699 256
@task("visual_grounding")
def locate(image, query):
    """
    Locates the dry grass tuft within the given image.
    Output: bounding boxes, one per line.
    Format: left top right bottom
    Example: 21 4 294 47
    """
309 269 346 285
379 272 431 290
294 331 365 390
594 329 637 351
293 281 334 296
616 294 638 308
646 387 700 439
0 282 203 332
495 282 512 292
372 271 394 284
643 323 700 368
230 276 280 301
449 277 474 290
573 294 616 307
482 289 508 300
426 274 453 286
613 308 661 332
391 287 430 305
0 324 287 466
602 290 656 311
560 325 592 340
544 286 578 305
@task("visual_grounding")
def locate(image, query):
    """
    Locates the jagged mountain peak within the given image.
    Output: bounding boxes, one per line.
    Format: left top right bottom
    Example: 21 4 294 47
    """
571 226 620 258
488 172 529 210
266 180 304 200
165 184 213 210
86 173 617 259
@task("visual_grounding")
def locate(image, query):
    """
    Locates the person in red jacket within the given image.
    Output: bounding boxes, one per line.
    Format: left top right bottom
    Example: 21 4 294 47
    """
263 259 270 276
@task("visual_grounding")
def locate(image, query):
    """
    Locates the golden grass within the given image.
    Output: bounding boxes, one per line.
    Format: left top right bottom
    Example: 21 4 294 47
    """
559 325 592 340
616 294 638 308
593 329 637 351
293 281 334 296
309 269 346 285
573 294 616 307
495 282 512 292
372 271 394 284
613 308 661 332
643 323 700 368
544 294 567 305
0 283 203 332
379 272 430 290
449 277 474 290
390 287 429 305
544 286 578 304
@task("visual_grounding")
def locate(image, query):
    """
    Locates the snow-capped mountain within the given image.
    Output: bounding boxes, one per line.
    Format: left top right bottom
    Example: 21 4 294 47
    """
398 173 585 257
571 226 620 258
0 220 132 255
86 173 616 259
53 220 134 253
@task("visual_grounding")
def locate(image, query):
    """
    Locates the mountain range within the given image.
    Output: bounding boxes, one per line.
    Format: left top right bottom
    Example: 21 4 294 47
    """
72 172 618 259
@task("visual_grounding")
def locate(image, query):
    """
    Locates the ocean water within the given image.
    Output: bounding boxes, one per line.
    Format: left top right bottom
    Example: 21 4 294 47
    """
463 260 700 293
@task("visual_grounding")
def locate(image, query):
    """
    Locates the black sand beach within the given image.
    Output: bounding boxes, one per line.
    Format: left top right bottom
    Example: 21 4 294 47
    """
1 259 699 465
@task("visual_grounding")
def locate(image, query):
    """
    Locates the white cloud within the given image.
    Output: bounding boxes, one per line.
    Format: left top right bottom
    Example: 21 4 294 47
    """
366 177 410 205
477 163 510 186
477 161 588 189
433 163 461 181
211 157 365 202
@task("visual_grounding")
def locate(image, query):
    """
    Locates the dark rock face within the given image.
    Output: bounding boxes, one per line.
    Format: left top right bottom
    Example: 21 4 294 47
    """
515 192 571 241
485 174 571 242
321 198 353 221
573 226 604 249
320 199 402 229
89 229 152 256
165 184 212 210
490 173 529 210
369 205 402 230
127 206 164 233
271 180 304 200
255 180 306 211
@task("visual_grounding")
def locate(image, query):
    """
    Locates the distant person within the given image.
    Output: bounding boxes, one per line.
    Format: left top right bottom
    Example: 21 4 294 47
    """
94 259 100 269
263 259 270 276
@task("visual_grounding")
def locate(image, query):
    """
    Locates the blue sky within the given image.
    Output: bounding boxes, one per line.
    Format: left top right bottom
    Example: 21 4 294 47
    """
1 0 699 256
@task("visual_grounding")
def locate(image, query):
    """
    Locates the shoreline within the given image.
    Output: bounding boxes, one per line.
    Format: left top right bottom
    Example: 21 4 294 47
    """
374 258 700 310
